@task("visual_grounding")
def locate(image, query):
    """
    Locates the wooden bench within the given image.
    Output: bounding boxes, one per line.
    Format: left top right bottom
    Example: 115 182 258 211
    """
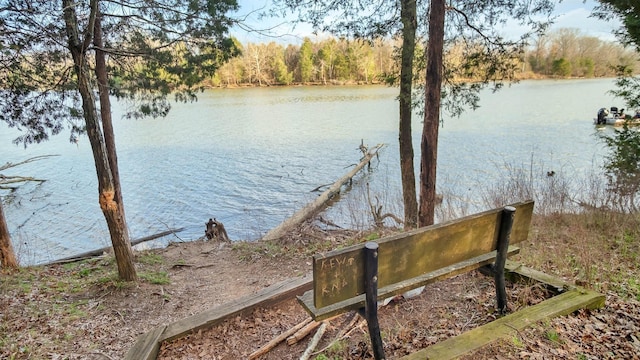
298 200 535 360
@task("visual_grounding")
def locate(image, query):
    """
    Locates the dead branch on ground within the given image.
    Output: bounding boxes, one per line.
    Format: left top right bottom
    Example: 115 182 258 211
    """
313 311 359 356
300 321 328 360
287 320 322 345
248 317 312 359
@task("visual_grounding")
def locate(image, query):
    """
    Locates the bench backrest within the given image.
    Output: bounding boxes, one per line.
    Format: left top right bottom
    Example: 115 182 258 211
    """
311 200 534 309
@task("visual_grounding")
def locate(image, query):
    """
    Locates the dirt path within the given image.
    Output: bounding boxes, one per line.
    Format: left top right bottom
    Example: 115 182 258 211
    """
1 238 310 360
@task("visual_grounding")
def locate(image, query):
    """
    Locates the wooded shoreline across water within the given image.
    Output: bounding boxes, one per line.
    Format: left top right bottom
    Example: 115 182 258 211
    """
204 29 637 88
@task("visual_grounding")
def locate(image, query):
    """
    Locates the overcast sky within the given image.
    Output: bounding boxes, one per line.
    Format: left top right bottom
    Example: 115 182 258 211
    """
232 0 622 44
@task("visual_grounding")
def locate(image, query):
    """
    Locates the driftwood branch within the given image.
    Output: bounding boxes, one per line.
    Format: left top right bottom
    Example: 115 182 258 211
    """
248 317 312 360
1 155 59 190
44 227 185 265
130 228 186 247
262 143 384 241
0 175 47 185
300 321 328 360
310 183 332 192
316 215 343 229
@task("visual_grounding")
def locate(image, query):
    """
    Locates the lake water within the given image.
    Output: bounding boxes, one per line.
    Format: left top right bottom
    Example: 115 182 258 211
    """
1 79 619 265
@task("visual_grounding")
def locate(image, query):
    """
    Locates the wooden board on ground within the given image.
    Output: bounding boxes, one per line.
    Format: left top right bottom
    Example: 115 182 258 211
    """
126 325 167 360
400 287 606 360
161 274 313 342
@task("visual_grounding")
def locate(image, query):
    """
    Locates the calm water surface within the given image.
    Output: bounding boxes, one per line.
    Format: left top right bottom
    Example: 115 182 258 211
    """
0 79 618 264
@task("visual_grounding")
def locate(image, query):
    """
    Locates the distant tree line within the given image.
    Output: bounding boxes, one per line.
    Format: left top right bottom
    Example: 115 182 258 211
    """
207 28 637 87
208 37 396 86
527 28 637 78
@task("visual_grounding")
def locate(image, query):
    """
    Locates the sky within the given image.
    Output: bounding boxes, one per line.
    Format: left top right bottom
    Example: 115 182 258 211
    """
231 0 622 44
544 0 620 41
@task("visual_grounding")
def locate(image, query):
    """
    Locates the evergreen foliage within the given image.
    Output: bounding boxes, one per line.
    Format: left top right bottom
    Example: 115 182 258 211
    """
0 0 240 146
596 1 640 51
552 58 572 77
600 125 640 212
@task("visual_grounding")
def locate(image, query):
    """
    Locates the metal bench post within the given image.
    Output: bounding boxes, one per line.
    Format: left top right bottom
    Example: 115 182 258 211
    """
495 206 516 313
364 242 385 360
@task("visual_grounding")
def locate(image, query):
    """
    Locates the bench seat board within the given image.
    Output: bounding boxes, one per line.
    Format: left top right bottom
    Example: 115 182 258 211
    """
311 201 534 309
299 246 521 321
504 260 571 293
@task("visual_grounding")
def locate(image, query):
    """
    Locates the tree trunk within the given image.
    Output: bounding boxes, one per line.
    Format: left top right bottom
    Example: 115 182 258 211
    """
63 0 137 281
94 11 128 226
419 0 445 227
0 198 19 269
399 0 418 229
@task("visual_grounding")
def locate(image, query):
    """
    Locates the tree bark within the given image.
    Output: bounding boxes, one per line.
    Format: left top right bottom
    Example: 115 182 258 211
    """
399 0 418 229
0 198 19 268
63 0 137 281
419 0 445 227
94 10 128 225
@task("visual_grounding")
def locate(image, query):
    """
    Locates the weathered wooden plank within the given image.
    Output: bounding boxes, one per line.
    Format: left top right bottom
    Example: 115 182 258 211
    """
161 274 312 343
124 325 167 360
505 260 571 293
299 246 521 321
312 201 534 308
400 288 605 360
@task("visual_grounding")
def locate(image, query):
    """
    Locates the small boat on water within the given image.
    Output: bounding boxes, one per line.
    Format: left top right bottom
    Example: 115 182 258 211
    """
595 107 640 126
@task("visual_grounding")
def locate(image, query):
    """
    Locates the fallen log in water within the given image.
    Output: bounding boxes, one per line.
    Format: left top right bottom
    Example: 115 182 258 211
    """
44 227 185 265
262 144 383 241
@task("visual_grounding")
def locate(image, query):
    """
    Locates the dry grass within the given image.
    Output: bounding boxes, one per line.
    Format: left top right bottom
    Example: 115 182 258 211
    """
473 159 640 300
521 211 640 300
